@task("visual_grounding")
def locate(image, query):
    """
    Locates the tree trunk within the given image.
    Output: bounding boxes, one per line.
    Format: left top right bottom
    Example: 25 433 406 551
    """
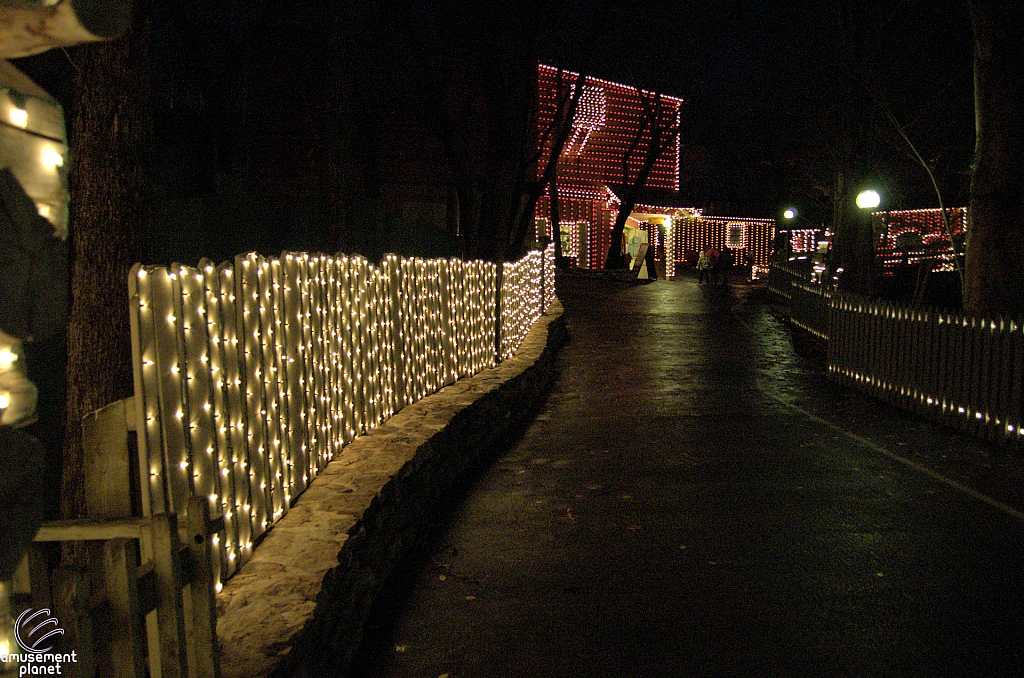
605 189 636 270
605 160 661 269
964 0 1024 317
509 69 586 256
604 93 677 270
61 0 151 520
549 176 564 263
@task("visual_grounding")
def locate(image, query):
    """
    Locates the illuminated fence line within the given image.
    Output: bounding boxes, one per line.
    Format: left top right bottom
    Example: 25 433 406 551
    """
767 261 806 300
769 272 1023 449
129 245 554 591
828 294 1023 448
500 247 555 360
789 280 832 341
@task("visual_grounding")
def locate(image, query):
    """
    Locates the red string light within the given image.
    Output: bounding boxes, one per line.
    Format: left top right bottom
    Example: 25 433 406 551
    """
535 65 774 272
872 207 967 274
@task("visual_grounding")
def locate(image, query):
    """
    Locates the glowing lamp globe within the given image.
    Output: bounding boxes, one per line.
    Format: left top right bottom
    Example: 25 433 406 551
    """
783 209 796 219
856 190 881 209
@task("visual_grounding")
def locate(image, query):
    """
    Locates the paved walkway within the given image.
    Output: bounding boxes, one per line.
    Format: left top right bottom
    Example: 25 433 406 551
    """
349 275 1024 677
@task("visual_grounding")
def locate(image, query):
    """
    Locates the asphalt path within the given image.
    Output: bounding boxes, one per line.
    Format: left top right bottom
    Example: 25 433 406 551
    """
348 274 1024 678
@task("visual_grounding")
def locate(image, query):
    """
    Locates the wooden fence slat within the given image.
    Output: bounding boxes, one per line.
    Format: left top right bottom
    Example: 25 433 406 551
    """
848 299 859 384
866 301 878 396
925 308 939 415
152 513 187 678
840 296 849 376
901 308 913 410
956 315 970 434
979 317 994 440
928 309 940 412
1001 318 1016 444
943 313 953 423
914 309 925 409
1011 321 1024 446
886 304 897 405
995 319 1011 443
1011 323 1019 448
906 308 917 408
128 266 159 520
83 399 135 519
880 303 892 403
987 318 1004 441
969 318 984 438
964 317 978 436
52 567 94 678
936 313 949 423
913 309 925 411
952 315 966 432
103 538 146 678
184 497 221 678
236 254 269 541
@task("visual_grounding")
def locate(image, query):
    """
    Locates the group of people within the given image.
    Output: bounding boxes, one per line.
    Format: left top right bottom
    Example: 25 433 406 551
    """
696 247 733 285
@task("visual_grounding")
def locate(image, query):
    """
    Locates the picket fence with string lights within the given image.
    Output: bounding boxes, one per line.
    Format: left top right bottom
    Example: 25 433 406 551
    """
770 271 1023 450
128 245 555 591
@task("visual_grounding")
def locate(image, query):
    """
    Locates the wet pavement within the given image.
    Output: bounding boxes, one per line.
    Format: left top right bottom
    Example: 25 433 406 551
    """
348 275 1024 678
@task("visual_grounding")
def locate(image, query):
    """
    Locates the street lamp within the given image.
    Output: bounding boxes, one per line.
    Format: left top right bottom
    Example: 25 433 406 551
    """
783 208 796 220
856 189 881 210
853 189 881 295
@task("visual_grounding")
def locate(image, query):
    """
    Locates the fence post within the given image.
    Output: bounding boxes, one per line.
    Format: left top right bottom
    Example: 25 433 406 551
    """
495 262 504 364
52 566 94 678
103 538 146 678
184 497 221 678
152 513 187 678
540 249 546 315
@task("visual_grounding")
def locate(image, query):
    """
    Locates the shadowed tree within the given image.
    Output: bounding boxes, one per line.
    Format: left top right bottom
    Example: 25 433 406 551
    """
393 0 545 263
512 66 586 264
604 90 679 269
516 65 589 264
801 1 974 299
964 0 1024 317
61 0 152 520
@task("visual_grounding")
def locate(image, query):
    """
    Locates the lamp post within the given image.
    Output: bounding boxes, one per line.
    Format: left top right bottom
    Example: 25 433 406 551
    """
855 189 881 295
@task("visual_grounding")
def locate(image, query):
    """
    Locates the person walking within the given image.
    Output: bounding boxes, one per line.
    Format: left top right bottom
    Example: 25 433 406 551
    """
717 247 733 285
696 250 711 284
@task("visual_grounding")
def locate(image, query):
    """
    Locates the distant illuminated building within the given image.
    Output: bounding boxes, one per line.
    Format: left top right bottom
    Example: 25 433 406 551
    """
873 207 966 274
788 229 819 253
534 65 773 273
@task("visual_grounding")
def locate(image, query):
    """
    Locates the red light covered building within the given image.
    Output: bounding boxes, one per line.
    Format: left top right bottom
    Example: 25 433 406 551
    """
873 207 966 274
534 65 774 273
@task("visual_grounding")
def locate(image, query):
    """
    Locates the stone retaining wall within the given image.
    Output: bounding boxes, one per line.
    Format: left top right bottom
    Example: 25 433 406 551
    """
216 300 566 678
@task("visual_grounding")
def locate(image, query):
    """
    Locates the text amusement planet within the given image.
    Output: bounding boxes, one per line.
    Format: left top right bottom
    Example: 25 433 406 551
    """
1 609 77 676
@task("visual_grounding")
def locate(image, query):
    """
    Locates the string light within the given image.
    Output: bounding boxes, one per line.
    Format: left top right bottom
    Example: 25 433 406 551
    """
538 64 682 193
873 207 967 274
536 66 772 272
129 245 545 583
535 65 683 261
8 106 28 128
827 293 1019 446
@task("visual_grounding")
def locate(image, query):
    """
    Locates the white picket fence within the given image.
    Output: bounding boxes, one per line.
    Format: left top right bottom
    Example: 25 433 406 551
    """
128 245 555 591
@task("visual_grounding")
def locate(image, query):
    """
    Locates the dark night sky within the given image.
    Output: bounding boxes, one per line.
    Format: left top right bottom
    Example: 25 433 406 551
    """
135 0 976 226
14 0 977 227
540 0 976 222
